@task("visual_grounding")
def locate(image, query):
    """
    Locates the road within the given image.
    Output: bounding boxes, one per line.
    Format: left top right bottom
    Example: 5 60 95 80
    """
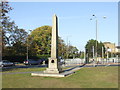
2 63 120 70
1 63 119 75
2 64 47 69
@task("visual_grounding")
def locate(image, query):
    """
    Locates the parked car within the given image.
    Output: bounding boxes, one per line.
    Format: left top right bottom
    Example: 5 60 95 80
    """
0 60 15 67
60 59 65 65
23 59 42 65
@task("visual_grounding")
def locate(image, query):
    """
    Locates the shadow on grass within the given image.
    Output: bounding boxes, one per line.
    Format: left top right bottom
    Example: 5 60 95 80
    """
63 64 86 72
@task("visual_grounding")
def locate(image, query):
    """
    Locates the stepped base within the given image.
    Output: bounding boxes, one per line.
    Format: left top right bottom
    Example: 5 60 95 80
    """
31 70 75 77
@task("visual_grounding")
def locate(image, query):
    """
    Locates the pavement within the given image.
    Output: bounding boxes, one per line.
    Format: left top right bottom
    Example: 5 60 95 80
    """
64 63 120 68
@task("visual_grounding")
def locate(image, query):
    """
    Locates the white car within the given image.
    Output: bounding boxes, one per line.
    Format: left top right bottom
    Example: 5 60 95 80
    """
0 60 15 67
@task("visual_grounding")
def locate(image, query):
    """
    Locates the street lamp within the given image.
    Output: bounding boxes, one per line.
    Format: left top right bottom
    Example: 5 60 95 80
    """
26 30 32 61
26 34 29 61
90 15 98 62
90 14 106 62
66 35 71 59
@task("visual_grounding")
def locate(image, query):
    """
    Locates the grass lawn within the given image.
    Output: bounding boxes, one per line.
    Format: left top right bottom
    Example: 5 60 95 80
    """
2 66 118 88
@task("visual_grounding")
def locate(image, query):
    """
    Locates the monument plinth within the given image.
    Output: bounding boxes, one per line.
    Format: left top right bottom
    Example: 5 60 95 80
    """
31 14 75 77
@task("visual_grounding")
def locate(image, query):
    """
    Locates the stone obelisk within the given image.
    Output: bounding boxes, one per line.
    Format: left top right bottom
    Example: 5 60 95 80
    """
31 14 75 77
44 14 62 74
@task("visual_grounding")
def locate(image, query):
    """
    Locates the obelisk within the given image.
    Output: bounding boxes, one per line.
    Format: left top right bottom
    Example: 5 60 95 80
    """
31 14 75 77
44 14 62 74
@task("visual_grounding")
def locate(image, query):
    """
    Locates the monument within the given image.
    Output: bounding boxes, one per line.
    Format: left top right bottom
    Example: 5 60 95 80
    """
31 14 75 77
44 14 62 74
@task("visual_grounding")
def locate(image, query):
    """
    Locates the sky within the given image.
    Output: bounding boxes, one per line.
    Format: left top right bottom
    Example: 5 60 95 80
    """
9 2 118 51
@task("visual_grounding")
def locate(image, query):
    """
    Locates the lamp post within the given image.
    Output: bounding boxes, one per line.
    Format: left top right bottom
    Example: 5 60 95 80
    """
84 49 86 64
90 15 106 62
92 46 95 60
102 46 104 64
93 15 98 63
26 30 32 61
66 35 71 59
90 15 98 62
27 36 28 61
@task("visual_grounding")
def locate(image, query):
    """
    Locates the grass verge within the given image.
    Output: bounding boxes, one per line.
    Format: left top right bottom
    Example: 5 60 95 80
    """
2 66 118 88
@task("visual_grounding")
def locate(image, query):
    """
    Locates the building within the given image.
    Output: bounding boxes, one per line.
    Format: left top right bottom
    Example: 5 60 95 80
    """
103 42 116 53
116 46 120 53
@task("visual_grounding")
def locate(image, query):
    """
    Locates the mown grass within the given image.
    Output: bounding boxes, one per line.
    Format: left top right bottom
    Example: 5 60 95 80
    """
2 66 118 88
2 67 46 73
2 66 70 73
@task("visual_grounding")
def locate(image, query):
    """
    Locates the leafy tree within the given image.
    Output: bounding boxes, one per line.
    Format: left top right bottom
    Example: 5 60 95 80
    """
1 1 15 46
1 1 28 58
85 39 105 58
2 28 28 57
10 28 28 56
65 45 79 59
79 51 84 59
28 25 79 59
28 26 52 56
58 37 66 58
98 41 105 57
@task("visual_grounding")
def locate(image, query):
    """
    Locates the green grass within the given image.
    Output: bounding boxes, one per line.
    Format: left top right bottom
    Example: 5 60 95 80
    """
2 67 46 73
2 67 70 73
2 66 118 88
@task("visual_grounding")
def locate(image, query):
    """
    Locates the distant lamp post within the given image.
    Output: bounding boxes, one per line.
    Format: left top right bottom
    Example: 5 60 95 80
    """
90 14 107 62
92 46 95 60
66 35 71 59
26 30 32 60
84 49 86 64
90 15 98 62
102 46 104 64
27 37 28 61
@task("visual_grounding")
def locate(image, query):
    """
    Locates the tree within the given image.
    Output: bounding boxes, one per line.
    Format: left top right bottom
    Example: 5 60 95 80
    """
67 45 79 58
1 1 16 57
2 28 28 57
98 41 105 57
58 37 66 58
1 1 16 46
1 1 28 59
28 25 79 59
28 26 66 56
79 51 84 59
12 28 28 44
28 26 52 56
85 39 105 58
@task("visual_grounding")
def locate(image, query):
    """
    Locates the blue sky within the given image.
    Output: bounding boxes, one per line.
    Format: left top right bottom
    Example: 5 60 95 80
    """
9 2 118 51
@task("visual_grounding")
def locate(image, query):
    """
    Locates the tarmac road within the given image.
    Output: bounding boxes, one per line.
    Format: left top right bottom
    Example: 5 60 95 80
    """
2 63 120 70
1 63 119 75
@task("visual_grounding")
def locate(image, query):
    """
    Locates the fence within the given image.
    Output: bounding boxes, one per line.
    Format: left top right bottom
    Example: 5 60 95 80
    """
61 57 119 67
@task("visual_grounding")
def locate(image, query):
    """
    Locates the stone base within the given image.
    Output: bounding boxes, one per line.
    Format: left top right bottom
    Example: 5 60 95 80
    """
31 70 75 77
44 68 60 74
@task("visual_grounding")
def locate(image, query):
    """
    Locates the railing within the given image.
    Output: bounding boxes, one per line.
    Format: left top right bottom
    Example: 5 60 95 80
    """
61 57 119 67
